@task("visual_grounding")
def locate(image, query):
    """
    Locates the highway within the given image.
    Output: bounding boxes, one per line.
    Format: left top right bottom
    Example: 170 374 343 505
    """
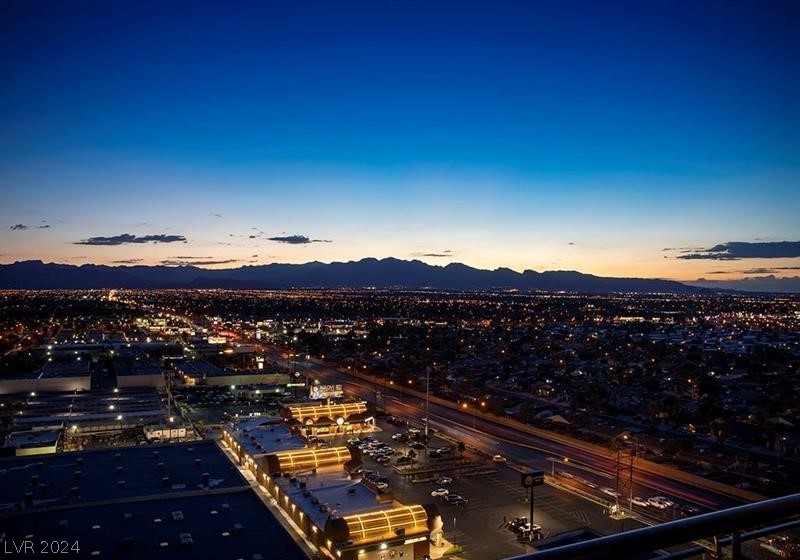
272 350 745 517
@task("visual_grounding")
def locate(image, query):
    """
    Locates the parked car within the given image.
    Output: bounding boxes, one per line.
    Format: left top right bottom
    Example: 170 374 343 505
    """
435 477 453 485
576 477 598 489
507 517 528 533
492 455 507 464
431 488 450 498
632 496 650 507
374 482 389 491
555 470 574 479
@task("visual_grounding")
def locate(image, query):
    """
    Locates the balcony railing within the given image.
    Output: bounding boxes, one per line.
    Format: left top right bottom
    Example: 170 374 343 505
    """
505 493 800 560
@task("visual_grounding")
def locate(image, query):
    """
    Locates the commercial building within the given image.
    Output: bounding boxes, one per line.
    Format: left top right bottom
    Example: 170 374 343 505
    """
222 419 442 560
3 428 61 456
115 358 166 388
0 361 91 395
0 440 306 559
281 401 374 438
174 361 290 387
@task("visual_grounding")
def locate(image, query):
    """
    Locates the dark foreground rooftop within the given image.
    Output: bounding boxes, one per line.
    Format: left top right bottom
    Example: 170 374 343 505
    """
0 440 243 509
2 487 306 560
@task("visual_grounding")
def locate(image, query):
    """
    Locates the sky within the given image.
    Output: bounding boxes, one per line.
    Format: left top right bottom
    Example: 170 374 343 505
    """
1 0 799 286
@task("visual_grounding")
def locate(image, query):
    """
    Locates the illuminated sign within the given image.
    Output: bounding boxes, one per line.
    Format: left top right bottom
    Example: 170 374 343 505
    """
310 383 344 400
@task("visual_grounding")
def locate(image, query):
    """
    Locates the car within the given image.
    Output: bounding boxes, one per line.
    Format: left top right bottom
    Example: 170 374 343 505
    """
600 487 618 498
576 477 598 489
374 482 389 491
555 470 574 479
632 496 650 507
396 456 415 465
680 506 701 517
647 496 671 509
492 455 507 464
446 494 468 505
410 442 425 450
431 488 450 498
376 455 391 463
437 447 452 455
435 477 453 485
428 450 442 459
507 517 528 533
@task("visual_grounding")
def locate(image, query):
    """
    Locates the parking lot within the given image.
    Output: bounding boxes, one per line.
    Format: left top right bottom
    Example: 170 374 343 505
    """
330 417 632 560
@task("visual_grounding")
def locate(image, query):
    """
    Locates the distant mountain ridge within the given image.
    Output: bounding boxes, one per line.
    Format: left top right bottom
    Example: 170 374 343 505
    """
0 258 706 293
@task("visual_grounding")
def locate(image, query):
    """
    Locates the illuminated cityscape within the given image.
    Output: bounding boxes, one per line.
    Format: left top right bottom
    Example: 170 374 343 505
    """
1 1 799 560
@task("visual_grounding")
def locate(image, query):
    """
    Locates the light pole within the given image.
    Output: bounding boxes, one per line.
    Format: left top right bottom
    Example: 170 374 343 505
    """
462 402 475 429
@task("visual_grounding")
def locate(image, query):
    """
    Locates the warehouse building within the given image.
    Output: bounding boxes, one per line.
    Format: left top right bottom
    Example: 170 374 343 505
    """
0 440 305 559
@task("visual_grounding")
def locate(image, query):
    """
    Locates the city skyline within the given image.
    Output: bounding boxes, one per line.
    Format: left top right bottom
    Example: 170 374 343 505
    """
2 0 799 288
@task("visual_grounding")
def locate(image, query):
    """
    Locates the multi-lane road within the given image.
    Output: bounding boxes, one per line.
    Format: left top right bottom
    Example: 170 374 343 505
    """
269 350 745 518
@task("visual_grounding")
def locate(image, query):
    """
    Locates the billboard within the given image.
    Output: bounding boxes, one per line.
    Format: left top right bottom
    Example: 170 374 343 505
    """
309 383 344 400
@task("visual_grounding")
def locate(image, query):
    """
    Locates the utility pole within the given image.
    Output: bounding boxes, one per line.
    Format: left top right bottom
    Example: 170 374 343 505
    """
425 368 430 438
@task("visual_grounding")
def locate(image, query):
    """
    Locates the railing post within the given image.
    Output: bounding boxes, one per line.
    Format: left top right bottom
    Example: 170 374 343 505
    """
731 530 741 560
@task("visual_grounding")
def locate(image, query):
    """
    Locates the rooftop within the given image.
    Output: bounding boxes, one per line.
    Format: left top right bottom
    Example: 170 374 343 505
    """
5 429 61 449
1 487 305 560
225 416 306 456
0 440 244 511
273 467 391 529
174 361 227 378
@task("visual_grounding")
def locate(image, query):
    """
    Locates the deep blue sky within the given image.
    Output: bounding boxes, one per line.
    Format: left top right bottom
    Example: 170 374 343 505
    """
1 0 799 283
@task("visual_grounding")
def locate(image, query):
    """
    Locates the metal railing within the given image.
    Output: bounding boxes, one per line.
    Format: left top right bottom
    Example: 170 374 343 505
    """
505 493 800 560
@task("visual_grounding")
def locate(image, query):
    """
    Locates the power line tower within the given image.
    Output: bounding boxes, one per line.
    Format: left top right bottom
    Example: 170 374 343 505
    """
614 444 635 516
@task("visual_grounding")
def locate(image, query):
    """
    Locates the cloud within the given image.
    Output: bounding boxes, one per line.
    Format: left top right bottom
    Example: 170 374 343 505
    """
412 249 453 258
212 213 222 218
268 235 332 245
411 249 454 259
677 241 800 260
691 275 800 293
171 255 212 259
37 224 51 229
707 266 800 275
9 224 28 230
75 233 187 245
160 259 240 266
112 258 144 264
